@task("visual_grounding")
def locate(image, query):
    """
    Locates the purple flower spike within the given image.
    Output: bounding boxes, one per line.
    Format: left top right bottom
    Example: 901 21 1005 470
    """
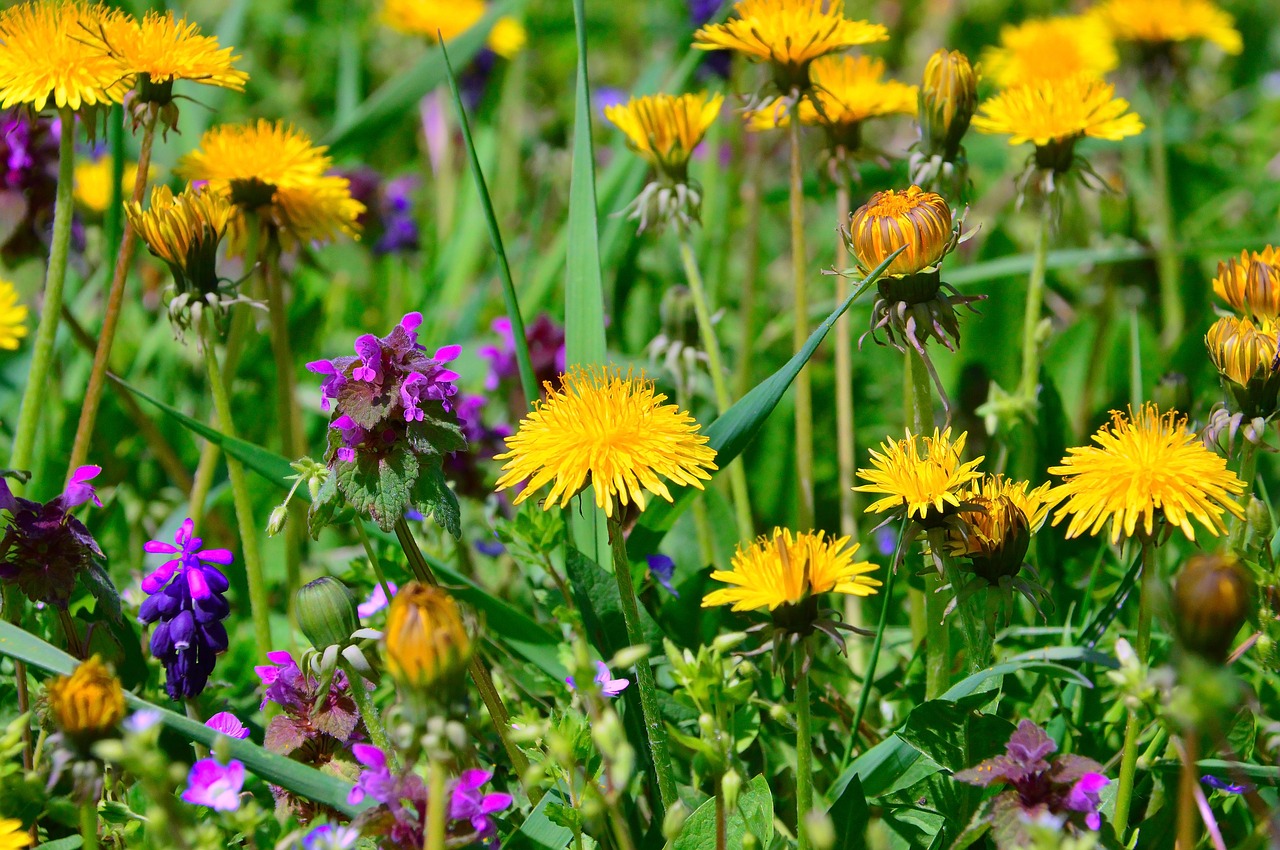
1065 773 1109 830
182 758 245 811
647 554 679 597
205 711 250 740
449 768 513 839
352 334 382 382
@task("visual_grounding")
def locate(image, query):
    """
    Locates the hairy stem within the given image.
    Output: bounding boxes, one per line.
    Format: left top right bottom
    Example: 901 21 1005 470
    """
795 646 814 850
342 657 392 754
788 111 814 529
425 758 447 850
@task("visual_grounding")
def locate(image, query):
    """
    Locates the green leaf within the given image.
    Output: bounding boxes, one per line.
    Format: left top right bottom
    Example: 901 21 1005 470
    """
411 466 461 539
505 787 576 850
0 621 363 816
320 1 521 156
673 774 774 850
897 693 1015 774
336 443 418 532
35 838 84 850
565 546 663 660
828 772 871 850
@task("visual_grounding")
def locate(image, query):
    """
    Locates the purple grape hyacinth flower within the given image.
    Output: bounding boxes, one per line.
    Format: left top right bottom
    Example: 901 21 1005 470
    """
205 712 250 740
182 758 245 811
449 768 514 839
0 465 105 607
138 518 231 700
647 554 679 597
566 661 630 697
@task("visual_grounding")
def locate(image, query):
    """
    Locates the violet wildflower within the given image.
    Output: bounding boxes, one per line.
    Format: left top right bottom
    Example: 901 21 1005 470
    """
358 582 397 619
182 758 245 811
445 394 512 498
956 720 1109 846
205 711 250 740
566 661 630 697
0 465 105 608
1202 775 1250 794
474 534 505 557
306 313 466 533
302 823 362 850
449 769 513 839
255 651 364 758
479 314 566 401
688 0 732 80
137 518 231 700
647 553 680 597
0 114 61 264
375 176 420 255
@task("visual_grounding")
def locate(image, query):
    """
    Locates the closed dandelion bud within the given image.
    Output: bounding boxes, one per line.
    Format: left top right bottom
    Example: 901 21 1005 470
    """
295 577 359 649
845 186 955 280
662 800 690 841
1173 554 1253 663
383 581 472 697
45 657 126 748
721 768 743 811
1152 372 1192 417
919 49 977 162
1213 246 1280 323
1206 316 1280 418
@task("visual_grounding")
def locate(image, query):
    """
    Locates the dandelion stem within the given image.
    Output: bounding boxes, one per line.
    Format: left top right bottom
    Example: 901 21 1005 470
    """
199 313 272 654
426 757 447 850
79 800 99 850
1129 303 1144 410
734 131 762 400
66 108 159 480
678 238 753 545
1017 195 1053 406
834 181 859 541
1229 443 1258 553
795 645 814 850
1149 100 1183 350
788 109 815 530
9 106 76 482
927 526 987 673
1114 539 1157 835
1177 731 1200 850
907 348 950 697
607 517 677 813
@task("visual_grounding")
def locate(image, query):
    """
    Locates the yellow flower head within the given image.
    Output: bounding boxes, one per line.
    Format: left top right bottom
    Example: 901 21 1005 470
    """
1213 246 1280 322
126 184 234 287
97 10 248 100
0 280 29 351
0 0 128 112
981 16 1118 89
845 185 955 278
44 656 126 745
947 475 1052 580
1206 315 1280 418
0 818 32 850
177 119 364 249
605 92 723 180
918 48 978 161
494 367 718 518
703 527 880 613
856 427 984 523
747 55 916 134
693 0 887 90
487 17 527 59
73 155 144 214
382 0 484 41
1094 0 1242 55
1047 404 1245 544
383 581 472 694
972 73 1143 171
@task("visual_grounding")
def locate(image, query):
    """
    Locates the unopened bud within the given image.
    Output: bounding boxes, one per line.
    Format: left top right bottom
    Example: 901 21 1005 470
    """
662 800 689 840
610 644 650 670
1173 553 1253 663
383 582 472 699
296 577 359 649
721 768 743 811
919 49 977 162
712 631 749 653
1247 496 1273 544
45 656 125 747
267 505 289 537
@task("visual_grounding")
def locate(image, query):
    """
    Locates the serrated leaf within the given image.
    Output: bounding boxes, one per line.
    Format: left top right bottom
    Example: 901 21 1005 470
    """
78 561 148 690
336 445 418 532
673 774 773 850
411 466 461 539
335 379 395 430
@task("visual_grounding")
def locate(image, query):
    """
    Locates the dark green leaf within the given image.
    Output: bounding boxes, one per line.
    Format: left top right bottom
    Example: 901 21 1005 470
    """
505 788 575 850
898 693 1015 773
411 466 461 539
673 774 774 850
829 772 870 850
336 444 418 532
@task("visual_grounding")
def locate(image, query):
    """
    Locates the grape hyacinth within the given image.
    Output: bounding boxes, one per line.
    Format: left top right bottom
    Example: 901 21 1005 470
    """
138 519 231 700
0 465 104 608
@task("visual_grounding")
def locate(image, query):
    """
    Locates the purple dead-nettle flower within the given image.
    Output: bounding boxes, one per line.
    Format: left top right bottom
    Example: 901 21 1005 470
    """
449 768 514 839
138 518 231 700
308 314 467 533
566 661 630 697
0 465 105 608
182 758 245 811
445 394 513 499
359 582 397 619
302 823 362 850
205 711 250 740
957 720 1109 846
1202 775 1250 794
479 314 566 396
0 114 61 263
647 553 679 597
255 651 365 759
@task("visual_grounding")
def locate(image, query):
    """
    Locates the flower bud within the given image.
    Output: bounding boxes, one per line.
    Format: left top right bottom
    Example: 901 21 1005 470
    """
267 505 289 537
295 577 360 649
1206 316 1280 418
662 800 690 841
721 768 743 811
844 185 956 280
919 49 977 162
1173 554 1254 663
45 656 126 748
383 581 472 698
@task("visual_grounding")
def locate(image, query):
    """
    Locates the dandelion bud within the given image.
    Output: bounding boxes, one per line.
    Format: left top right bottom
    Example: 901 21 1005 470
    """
1213 246 1280 323
845 186 955 279
295 577 359 650
919 49 977 162
1173 554 1253 663
1152 372 1192 417
383 581 471 698
1205 316 1280 418
45 657 126 748
712 631 749 653
1246 496 1273 544
721 768 743 811
662 800 689 841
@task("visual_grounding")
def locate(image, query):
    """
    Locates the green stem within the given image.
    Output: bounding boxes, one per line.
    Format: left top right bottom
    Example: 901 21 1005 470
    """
9 105 76 481
1129 304 1143 411
1114 540 1157 836
607 517 677 813
678 239 753 544
1018 197 1053 405
65 108 159 479
834 181 859 541
923 571 950 699
906 348 933 434
1149 102 1183 350
926 527 987 673
788 111 814 530
199 314 272 653
80 800 99 850
426 758 447 850
795 646 814 850
355 521 395 608
715 773 728 850
341 657 392 755
1229 443 1258 553
690 497 718 569
734 131 762 400
55 607 85 659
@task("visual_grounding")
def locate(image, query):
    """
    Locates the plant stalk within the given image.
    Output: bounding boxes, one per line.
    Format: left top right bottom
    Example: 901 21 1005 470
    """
788 111 815 530
9 106 76 481
426 758 447 850
795 645 814 850
1149 101 1183 350
199 313 272 652
79 800 99 850
342 657 392 754
834 181 858 540
908 349 949 697
1114 540 1157 835
1177 731 1199 850
1017 195 1053 405
734 131 762 400
65 108 159 479
607 517 677 813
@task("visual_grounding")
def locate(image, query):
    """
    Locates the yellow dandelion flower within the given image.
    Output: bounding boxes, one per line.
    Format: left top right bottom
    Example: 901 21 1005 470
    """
693 0 887 87
0 280 29 351
1213 246 1280 322
1094 0 1242 55
177 119 364 248
487 17 527 59
44 655 126 744
947 475 1052 579
0 0 128 112
845 184 956 277
605 92 723 179
381 0 484 41
973 73 1144 150
97 11 248 96
856 427 984 523
0 818 32 850
747 55 916 132
126 184 234 298
73 155 144 214
494 367 718 518
1047 404 1245 544
703 527 880 612
981 16 1119 89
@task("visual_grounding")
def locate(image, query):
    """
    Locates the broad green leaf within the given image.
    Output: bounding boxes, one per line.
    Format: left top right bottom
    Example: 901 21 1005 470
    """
0 622 363 816
506 787 575 850
673 774 773 850
829 772 871 850
897 693 1015 774
336 444 418 532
